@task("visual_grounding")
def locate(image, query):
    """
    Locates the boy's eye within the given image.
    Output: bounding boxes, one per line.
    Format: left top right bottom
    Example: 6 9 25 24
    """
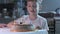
27 5 31 7
28 6 31 7
32 5 36 8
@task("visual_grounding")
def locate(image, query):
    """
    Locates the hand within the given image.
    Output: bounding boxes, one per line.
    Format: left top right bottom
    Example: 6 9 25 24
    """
0 24 7 28
7 21 18 28
7 22 14 28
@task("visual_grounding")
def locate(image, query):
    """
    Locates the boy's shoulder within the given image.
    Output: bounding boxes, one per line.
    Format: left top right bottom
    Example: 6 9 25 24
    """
37 15 47 21
21 15 47 21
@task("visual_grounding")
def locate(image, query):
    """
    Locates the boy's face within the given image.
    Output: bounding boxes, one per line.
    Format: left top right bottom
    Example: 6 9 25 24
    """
27 1 37 15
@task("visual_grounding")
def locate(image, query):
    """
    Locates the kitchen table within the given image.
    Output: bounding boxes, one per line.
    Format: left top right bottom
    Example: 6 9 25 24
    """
0 28 48 34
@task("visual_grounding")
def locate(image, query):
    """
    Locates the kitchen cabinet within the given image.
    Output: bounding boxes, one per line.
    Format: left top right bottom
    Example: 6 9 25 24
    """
54 17 60 34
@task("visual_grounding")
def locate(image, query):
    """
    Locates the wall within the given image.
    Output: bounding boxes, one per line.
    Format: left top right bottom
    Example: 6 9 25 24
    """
41 0 60 12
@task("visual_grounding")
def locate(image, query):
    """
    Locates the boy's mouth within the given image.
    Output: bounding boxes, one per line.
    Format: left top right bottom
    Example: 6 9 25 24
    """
31 11 35 12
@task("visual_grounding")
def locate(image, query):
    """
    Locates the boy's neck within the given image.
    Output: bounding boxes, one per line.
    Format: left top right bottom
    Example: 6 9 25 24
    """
29 14 37 20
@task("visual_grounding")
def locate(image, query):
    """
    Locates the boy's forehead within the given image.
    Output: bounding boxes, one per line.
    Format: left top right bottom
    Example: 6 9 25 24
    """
27 1 37 6
27 1 36 4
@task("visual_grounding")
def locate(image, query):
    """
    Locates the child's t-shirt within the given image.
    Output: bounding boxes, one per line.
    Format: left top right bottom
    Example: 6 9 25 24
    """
15 15 49 30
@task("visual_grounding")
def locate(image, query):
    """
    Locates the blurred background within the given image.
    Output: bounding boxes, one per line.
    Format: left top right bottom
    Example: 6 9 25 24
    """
0 0 60 34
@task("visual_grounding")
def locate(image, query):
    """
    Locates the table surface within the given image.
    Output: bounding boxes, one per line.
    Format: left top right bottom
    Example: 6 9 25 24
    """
0 28 48 34
54 17 60 20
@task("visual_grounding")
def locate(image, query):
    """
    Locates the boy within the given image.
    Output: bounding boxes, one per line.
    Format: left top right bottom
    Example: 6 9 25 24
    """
7 0 49 31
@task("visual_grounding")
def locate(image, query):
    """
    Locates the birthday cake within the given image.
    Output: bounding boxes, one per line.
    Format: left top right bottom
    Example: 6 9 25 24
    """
10 24 36 32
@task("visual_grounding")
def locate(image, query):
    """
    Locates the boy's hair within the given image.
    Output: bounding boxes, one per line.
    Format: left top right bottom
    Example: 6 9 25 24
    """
25 0 37 6
27 0 37 2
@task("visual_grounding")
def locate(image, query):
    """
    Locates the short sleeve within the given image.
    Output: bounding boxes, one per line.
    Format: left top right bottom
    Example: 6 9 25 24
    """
42 18 49 31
